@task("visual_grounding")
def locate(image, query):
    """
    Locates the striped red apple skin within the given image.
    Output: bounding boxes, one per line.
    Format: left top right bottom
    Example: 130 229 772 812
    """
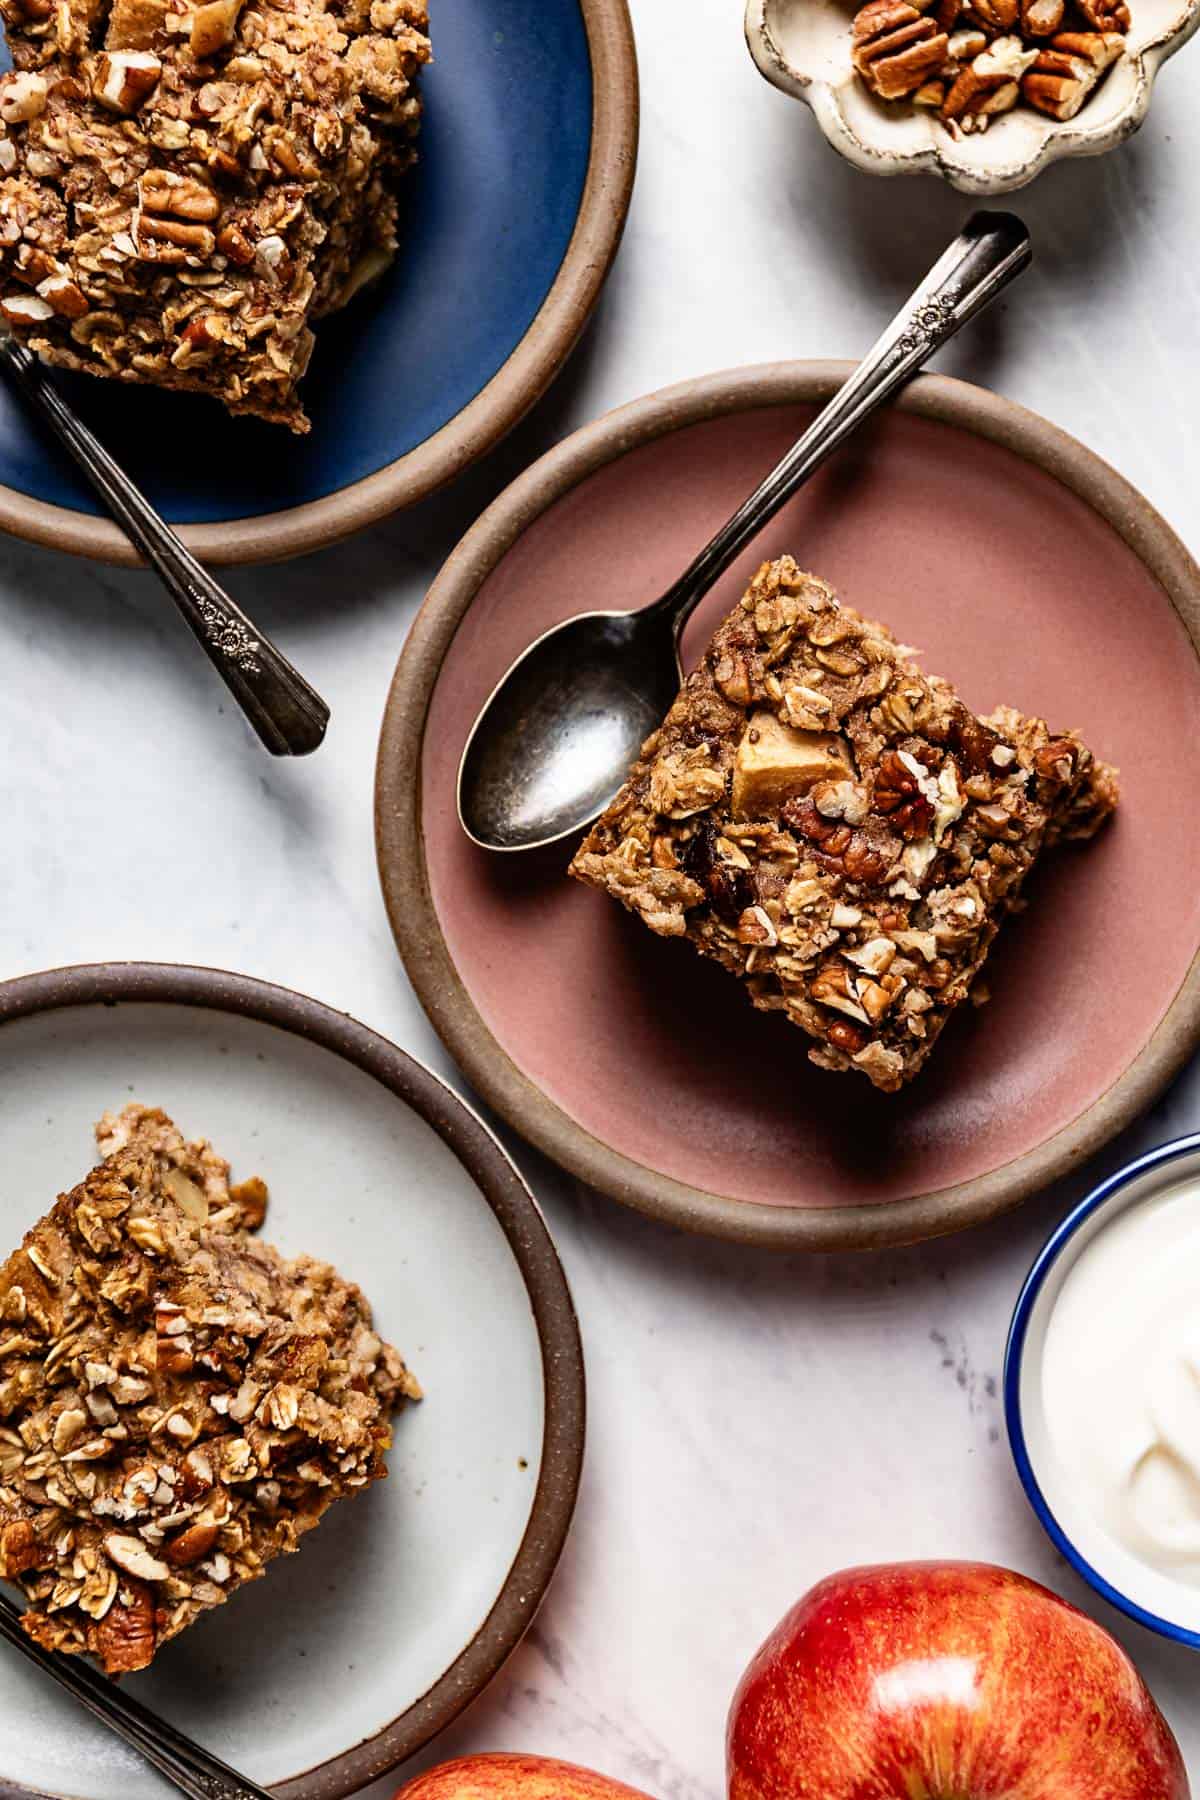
728 1562 1189 1800
395 1753 655 1800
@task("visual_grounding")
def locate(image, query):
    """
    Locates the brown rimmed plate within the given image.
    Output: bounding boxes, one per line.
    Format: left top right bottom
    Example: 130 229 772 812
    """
0 963 584 1799
0 0 637 567
376 361 1200 1251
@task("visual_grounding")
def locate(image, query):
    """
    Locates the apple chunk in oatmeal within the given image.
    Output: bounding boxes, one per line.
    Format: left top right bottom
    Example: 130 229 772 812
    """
570 557 1118 1092
0 1103 419 1672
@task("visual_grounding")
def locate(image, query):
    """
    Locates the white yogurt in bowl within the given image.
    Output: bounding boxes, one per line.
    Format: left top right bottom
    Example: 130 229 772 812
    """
1007 1136 1200 1644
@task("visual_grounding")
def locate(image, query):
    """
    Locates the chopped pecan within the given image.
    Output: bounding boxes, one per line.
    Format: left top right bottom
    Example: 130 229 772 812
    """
850 0 950 98
139 168 220 222
170 311 238 367
736 905 778 948
784 796 900 887
944 703 1001 775
94 1577 156 1673
811 961 872 1025
0 72 48 124
215 222 255 267
189 0 245 57
785 795 852 858
873 750 934 839
0 293 54 326
1074 0 1130 30
1020 0 1065 34
134 215 216 264
1022 29 1124 117
843 828 900 886
37 274 88 319
944 23 988 61
1032 736 1080 789
92 49 162 113
972 802 1022 840
942 34 1036 124
163 1522 219 1567
15 243 58 285
0 1519 45 1577
711 627 761 706
965 0 1018 27
826 1018 871 1055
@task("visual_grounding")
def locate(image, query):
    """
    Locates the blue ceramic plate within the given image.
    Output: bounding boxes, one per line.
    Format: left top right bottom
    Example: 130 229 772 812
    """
0 0 636 564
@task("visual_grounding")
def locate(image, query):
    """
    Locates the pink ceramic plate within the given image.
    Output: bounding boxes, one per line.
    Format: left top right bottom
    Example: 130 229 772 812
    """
376 363 1200 1249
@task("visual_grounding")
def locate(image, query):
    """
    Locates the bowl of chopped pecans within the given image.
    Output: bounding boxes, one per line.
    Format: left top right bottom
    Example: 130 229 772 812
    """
746 0 1200 191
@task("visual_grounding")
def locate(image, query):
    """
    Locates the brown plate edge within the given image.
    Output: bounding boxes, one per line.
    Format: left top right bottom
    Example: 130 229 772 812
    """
0 0 639 570
374 359 1200 1254
0 961 586 1800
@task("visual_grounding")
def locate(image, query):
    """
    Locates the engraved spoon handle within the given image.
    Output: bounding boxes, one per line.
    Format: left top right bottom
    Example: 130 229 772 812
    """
0 337 329 757
652 210 1032 646
0 1591 275 1800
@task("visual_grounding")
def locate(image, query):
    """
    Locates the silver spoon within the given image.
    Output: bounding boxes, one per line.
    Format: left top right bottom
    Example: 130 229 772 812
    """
0 336 329 757
458 211 1032 853
0 1588 271 1798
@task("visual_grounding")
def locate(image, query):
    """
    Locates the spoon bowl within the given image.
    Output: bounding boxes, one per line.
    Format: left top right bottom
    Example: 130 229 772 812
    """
458 609 680 852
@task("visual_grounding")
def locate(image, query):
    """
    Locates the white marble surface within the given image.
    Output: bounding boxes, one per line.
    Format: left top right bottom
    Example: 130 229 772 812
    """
3 1 1200 1793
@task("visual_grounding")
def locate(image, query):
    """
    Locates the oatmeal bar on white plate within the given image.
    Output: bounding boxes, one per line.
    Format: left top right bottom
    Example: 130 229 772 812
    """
0 1103 419 1672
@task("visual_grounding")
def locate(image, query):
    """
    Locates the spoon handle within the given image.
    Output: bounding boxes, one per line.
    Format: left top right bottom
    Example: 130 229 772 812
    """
653 210 1031 646
0 1592 274 1799
0 336 329 758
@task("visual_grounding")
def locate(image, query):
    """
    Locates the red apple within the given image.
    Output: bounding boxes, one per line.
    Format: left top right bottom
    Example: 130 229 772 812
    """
728 1562 1188 1799
395 1753 655 1800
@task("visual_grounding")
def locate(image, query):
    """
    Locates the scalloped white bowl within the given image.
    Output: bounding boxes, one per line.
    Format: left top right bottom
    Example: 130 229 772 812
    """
747 0 1200 192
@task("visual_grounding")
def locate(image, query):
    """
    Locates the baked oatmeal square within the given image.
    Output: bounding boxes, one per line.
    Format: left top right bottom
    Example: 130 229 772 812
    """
570 556 1118 1092
0 1102 418 1671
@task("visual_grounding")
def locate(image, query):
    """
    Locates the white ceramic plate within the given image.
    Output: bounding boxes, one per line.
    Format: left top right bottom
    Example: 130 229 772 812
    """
0 966 585 1800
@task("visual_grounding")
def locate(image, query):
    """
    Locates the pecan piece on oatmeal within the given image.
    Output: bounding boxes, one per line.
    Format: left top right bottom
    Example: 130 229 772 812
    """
569 556 1118 1093
0 1104 420 1672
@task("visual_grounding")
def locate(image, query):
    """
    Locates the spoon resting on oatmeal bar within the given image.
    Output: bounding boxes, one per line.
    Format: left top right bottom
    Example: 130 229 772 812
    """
0 1103 419 1672
569 557 1118 1093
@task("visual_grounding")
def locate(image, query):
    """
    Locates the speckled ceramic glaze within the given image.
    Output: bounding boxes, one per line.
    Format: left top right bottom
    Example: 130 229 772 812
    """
0 965 585 1800
376 363 1200 1250
746 0 1200 193
0 0 637 566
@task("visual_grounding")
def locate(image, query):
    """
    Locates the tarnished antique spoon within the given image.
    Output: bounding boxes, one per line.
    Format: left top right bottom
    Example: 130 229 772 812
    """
458 211 1031 853
0 336 328 757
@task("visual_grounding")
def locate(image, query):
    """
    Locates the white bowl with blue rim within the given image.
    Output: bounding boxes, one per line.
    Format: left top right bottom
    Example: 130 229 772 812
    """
1006 1135 1200 1646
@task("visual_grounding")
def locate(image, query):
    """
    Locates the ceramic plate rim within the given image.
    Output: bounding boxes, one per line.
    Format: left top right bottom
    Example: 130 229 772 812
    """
374 359 1200 1253
1004 1133 1200 1648
0 961 586 1800
0 0 639 569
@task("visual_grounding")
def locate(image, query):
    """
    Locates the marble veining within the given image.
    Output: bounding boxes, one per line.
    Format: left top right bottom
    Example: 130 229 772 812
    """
4 1 1200 1793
